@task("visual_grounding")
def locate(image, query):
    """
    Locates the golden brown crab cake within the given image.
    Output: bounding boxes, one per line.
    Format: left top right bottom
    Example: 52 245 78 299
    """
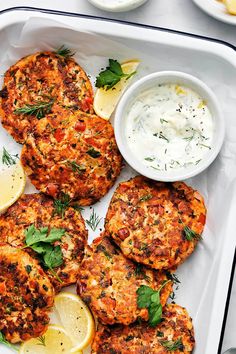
77 235 173 325
105 176 206 270
0 193 87 291
0 244 54 343
92 304 195 354
21 110 122 205
0 51 93 143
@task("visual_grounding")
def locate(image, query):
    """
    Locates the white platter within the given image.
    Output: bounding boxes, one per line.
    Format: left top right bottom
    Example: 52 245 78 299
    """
193 0 236 25
0 7 236 354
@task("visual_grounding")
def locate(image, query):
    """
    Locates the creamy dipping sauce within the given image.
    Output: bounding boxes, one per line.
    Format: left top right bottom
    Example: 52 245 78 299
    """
125 84 214 172
90 0 144 9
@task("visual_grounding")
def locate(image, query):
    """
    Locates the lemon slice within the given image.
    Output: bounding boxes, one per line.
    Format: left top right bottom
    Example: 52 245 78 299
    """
0 162 26 214
223 0 236 14
93 59 140 120
54 292 95 352
19 325 83 354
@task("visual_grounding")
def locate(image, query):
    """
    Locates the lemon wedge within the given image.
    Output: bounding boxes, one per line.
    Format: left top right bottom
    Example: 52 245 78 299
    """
54 292 95 352
0 162 26 214
93 59 140 120
223 0 236 14
19 325 83 354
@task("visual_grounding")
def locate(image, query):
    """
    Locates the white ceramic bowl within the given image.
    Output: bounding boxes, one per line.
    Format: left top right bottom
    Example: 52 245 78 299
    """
88 0 149 12
114 71 225 181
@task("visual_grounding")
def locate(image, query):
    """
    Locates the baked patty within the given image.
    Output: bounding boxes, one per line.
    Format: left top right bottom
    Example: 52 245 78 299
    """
0 193 87 291
0 51 93 143
21 110 122 205
105 176 206 269
91 304 195 354
77 235 173 325
0 244 54 343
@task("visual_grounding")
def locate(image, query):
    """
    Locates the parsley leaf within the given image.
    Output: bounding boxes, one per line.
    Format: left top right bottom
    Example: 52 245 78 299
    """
24 225 65 246
0 331 18 351
137 281 171 327
95 59 136 90
86 147 101 158
159 338 184 351
43 245 63 269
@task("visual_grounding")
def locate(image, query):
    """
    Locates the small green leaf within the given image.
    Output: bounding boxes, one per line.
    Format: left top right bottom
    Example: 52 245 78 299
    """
67 160 86 174
183 226 201 241
149 302 162 327
86 147 101 158
139 194 152 202
24 225 65 246
159 338 184 351
31 242 53 255
43 245 63 269
55 45 75 58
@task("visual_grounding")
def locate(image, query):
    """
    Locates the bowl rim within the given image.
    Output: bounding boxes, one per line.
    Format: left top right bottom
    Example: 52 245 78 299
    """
114 70 225 182
87 0 148 12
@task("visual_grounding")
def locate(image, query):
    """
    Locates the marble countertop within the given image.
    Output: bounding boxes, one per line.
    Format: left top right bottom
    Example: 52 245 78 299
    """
0 0 235 352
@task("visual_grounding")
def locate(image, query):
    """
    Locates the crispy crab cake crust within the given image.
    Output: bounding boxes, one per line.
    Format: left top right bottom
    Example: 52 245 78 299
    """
0 193 88 291
21 110 122 205
0 51 93 143
77 235 173 325
105 176 206 270
0 244 54 343
92 304 195 354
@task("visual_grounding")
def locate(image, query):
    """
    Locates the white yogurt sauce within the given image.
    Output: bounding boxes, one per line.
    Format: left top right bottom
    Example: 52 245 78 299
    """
89 0 146 10
125 84 214 172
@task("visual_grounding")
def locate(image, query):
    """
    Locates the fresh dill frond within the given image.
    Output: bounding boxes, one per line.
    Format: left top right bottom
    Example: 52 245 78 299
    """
1 147 18 166
14 98 55 119
53 193 71 218
86 208 102 232
55 45 75 58
37 336 46 346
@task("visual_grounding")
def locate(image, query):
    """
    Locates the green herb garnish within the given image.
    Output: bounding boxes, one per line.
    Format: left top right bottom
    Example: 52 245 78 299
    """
0 331 18 351
86 147 101 158
139 194 152 202
165 271 181 285
159 338 184 351
14 98 55 119
1 147 18 166
137 280 171 327
95 59 136 90
55 45 75 58
183 225 202 241
54 193 71 218
86 208 102 232
24 225 64 281
37 335 46 347
67 161 86 174
134 264 150 282
144 157 155 162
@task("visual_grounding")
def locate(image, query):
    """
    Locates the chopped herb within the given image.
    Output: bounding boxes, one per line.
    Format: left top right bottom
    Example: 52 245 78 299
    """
72 204 84 212
54 193 71 217
157 331 164 337
144 157 155 162
165 271 181 285
159 133 169 143
199 143 211 149
125 335 134 342
137 280 171 327
139 194 152 202
97 244 112 261
55 45 75 58
1 147 18 166
0 331 18 351
86 208 102 232
37 335 46 346
86 147 101 158
67 160 86 174
95 59 136 90
183 226 202 241
25 265 32 274
160 118 168 124
134 264 150 282
159 338 184 351
14 98 55 119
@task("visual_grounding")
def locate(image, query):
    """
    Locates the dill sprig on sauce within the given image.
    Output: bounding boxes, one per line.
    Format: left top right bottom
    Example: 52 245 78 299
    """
14 98 55 119
1 147 18 166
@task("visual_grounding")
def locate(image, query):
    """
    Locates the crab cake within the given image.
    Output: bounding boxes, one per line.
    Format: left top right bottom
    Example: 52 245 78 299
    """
77 235 172 325
91 304 195 354
0 51 93 143
0 193 87 291
21 110 122 205
105 176 206 270
0 244 54 343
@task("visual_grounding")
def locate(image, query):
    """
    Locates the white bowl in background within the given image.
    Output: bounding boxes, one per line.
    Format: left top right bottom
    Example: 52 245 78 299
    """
88 0 149 12
114 71 225 182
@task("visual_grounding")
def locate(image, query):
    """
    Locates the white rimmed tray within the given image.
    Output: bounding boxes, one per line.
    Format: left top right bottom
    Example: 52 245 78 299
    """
0 7 236 354
193 0 236 25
